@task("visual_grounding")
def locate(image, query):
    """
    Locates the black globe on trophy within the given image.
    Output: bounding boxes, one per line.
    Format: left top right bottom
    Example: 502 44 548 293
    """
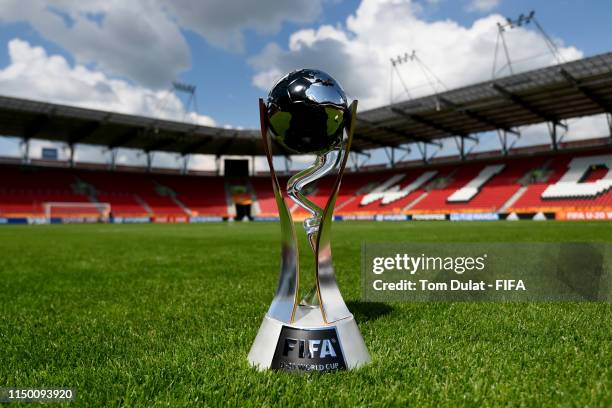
248 69 371 373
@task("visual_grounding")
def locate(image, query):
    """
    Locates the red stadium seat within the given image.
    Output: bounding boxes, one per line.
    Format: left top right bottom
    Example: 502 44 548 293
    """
1 147 611 220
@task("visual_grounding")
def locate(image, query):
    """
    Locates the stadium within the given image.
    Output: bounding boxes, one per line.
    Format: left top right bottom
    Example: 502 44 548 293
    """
0 2 610 406
1 52 612 224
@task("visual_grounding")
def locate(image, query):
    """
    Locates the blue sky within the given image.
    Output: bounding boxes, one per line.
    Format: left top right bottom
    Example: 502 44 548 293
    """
0 0 610 168
142 0 606 127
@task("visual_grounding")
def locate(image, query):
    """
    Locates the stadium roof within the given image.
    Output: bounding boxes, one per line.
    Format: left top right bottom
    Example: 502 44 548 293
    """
0 52 611 156
355 51 612 149
0 96 265 156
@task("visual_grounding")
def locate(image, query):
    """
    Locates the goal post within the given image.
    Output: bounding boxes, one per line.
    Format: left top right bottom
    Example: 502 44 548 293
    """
43 202 112 223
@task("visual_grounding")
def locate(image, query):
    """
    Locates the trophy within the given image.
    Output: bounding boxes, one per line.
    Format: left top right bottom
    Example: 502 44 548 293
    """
248 69 371 372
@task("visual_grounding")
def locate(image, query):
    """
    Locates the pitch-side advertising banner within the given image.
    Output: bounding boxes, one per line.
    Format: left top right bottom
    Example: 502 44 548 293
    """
557 210 612 220
362 243 611 301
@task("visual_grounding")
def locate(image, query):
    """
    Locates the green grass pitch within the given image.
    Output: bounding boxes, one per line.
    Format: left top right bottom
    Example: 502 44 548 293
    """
1 221 610 406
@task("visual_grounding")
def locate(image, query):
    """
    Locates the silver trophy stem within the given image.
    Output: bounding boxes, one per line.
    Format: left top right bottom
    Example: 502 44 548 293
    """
287 149 341 307
259 99 299 324
314 100 357 324
287 149 340 250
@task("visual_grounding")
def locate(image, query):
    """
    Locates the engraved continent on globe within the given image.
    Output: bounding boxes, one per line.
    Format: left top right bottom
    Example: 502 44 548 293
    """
265 69 348 155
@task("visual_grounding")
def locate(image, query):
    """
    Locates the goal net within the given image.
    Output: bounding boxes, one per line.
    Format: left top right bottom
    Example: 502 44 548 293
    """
43 202 111 223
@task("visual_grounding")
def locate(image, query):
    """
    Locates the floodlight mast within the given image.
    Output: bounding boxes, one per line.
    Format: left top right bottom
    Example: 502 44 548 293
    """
490 10 570 152
492 10 564 80
156 81 200 124
172 81 200 123
148 80 201 174
389 50 447 104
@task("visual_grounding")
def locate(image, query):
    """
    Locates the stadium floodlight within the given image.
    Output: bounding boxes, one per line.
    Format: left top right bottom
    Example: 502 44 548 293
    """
492 10 564 79
43 202 111 223
248 69 371 373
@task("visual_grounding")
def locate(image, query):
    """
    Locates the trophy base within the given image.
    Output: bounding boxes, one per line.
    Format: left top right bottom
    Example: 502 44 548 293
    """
248 306 371 373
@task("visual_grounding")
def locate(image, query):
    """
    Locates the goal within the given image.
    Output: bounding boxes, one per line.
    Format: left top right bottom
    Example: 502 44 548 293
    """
43 202 112 222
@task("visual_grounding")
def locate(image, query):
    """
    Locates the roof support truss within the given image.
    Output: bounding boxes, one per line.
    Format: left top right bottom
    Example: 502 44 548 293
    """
20 138 30 164
181 154 190 175
180 136 213 155
108 147 118 170
497 129 510 156
547 120 567 151
357 117 441 147
67 143 75 168
438 96 520 136
353 132 399 148
384 147 395 167
284 156 291 173
68 114 113 145
559 68 612 113
453 134 479 160
454 136 465 160
250 136 258 157
68 121 101 145
143 137 177 153
215 133 239 156
146 151 154 172
350 150 371 171
491 83 559 123
109 127 142 149
24 108 56 139
391 107 470 138
416 142 428 164
415 141 443 164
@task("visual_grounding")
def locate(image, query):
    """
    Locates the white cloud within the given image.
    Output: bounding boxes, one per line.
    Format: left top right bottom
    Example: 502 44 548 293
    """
161 0 323 51
0 0 191 88
556 114 610 142
249 0 583 110
0 39 215 126
0 38 217 169
0 0 323 87
466 0 501 13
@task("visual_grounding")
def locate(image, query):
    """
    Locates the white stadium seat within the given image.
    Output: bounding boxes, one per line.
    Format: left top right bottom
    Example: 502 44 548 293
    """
360 171 437 206
542 154 612 199
447 164 505 202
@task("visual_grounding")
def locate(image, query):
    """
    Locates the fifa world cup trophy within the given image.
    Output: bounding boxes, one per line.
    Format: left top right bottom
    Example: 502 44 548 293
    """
248 69 371 372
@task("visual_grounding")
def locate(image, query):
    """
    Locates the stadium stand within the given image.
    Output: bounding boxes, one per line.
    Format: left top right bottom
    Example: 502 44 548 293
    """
154 174 228 217
541 155 612 198
250 177 279 217
508 151 612 213
0 166 91 217
0 165 229 220
1 52 611 222
447 165 505 203
2 144 611 222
